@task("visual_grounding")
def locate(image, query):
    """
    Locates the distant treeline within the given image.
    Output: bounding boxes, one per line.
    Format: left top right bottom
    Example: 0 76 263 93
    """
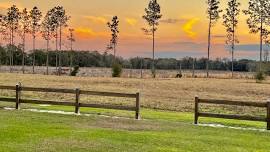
0 45 265 72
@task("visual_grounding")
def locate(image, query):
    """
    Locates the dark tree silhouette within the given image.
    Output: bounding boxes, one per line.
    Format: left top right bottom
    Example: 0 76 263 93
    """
47 7 59 72
0 14 5 45
223 0 240 78
243 0 270 71
52 6 70 75
19 8 30 73
29 6 42 74
142 0 162 78
107 16 119 62
4 5 21 72
41 10 54 75
206 0 222 78
67 28 75 72
0 14 5 68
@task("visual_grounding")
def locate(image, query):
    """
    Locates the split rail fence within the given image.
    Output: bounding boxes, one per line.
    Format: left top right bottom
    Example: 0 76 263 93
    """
0 83 140 119
194 97 270 130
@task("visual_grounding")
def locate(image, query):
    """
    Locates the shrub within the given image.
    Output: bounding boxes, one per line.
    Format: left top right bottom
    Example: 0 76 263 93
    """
70 65 80 76
112 63 122 77
255 71 266 83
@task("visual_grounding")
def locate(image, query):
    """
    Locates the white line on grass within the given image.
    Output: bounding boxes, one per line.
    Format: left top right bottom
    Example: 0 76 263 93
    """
3 107 134 120
198 123 267 132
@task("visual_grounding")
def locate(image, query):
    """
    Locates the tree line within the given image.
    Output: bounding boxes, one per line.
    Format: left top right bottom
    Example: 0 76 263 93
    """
0 0 269 78
0 5 71 75
0 45 265 73
141 0 270 78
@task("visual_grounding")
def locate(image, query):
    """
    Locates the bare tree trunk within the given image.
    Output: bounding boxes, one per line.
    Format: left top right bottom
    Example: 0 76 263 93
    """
11 29 14 72
69 40 73 74
192 58 195 78
69 53 72 74
140 58 143 79
22 32 25 74
32 32 36 74
58 26 62 76
232 12 235 79
9 29 12 73
179 61 182 74
259 17 263 72
207 17 212 78
55 31 58 73
113 44 116 64
46 39 49 75
152 25 155 78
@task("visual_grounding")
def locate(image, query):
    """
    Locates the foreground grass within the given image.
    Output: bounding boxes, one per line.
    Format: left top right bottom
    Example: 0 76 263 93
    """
1 108 270 152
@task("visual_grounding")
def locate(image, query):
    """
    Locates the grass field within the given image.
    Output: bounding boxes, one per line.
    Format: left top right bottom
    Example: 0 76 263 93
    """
1 73 270 151
0 65 255 79
1 108 270 152
0 73 269 113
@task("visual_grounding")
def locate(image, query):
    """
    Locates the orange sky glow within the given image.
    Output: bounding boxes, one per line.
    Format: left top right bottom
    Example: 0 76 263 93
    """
0 0 267 59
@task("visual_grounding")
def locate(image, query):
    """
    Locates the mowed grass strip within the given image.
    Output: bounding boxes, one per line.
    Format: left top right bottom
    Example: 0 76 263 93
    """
0 109 270 152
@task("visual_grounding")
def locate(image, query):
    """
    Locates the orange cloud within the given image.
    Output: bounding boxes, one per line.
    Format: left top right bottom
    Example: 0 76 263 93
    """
125 18 138 26
84 16 107 24
0 2 24 11
75 27 107 39
182 18 199 39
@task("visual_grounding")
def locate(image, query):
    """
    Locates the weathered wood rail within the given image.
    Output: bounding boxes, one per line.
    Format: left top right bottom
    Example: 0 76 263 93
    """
194 97 270 130
0 83 140 119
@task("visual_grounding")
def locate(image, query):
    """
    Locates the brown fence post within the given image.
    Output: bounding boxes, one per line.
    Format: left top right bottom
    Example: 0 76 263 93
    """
75 88 80 114
267 102 270 130
135 92 140 120
194 96 199 124
15 83 21 109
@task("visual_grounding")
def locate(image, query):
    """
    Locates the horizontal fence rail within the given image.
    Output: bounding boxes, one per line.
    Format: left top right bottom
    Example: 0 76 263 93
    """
194 97 270 130
0 83 140 119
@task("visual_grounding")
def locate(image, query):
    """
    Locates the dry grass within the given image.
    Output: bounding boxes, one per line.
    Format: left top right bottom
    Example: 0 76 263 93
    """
0 65 255 79
0 72 269 113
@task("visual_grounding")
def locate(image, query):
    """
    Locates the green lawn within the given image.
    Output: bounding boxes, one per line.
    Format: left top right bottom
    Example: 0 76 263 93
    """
1 106 270 152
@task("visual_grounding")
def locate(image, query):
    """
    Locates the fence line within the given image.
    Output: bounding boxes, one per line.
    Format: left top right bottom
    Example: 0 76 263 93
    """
194 97 270 130
0 83 140 119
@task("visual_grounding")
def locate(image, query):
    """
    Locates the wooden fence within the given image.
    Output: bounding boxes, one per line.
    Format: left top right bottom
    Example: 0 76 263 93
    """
0 83 140 119
194 97 270 130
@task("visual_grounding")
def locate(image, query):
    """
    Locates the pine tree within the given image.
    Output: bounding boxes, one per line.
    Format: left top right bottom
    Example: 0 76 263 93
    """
206 0 222 77
223 0 240 78
29 6 42 74
52 6 70 75
19 8 30 73
4 5 21 72
41 10 54 75
107 16 119 62
142 0 162 78
67 28 75 73
243 0 270 71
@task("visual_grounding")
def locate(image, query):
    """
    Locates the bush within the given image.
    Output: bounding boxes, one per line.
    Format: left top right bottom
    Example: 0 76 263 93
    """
255 71 266 82
112 63 122 77
70 65 80 76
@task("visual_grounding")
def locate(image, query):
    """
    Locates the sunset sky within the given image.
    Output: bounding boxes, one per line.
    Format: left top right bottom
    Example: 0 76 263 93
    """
0 0 267 59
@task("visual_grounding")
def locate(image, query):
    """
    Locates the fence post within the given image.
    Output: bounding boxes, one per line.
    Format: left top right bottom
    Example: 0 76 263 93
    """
75 88 80 114
267 102 270 130
194 96 199 124
15 83 21 110
135 92 140 120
